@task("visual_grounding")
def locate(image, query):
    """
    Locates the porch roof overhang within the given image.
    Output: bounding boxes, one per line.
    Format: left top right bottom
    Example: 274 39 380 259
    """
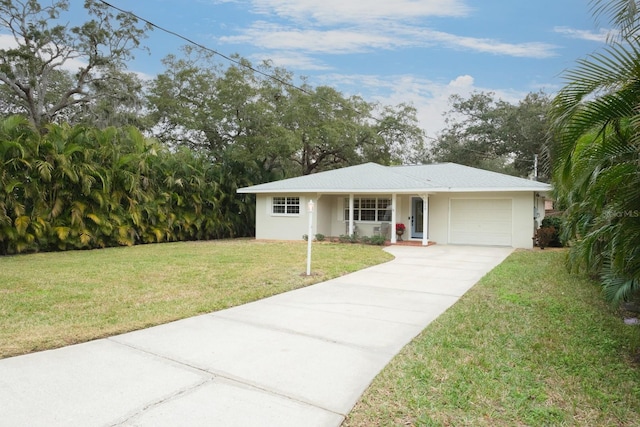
237 162 552 195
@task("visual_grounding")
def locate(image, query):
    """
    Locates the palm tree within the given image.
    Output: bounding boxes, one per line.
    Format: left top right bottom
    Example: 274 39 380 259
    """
0 116 35 253
551 0 640 301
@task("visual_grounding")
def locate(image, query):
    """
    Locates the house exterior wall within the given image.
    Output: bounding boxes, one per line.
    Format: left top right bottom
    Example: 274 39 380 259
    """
255 193 316 240
316 195 332 238
426 194 447 243
255 191 537 248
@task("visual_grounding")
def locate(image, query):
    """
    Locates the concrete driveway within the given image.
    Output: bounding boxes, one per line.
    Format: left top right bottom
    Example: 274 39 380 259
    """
0 244 512 427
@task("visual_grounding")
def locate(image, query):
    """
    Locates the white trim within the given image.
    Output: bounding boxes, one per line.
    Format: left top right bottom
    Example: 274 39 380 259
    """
239 187 549 194
348 194 354 235
270 196 301 217
421 194 429 246
391 194 397 244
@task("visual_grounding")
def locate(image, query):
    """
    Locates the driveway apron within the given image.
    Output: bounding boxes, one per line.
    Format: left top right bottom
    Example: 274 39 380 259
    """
0 245 512 427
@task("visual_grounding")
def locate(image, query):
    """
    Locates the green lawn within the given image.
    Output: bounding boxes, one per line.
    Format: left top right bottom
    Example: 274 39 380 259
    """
344 249 640 427
0 239 393 359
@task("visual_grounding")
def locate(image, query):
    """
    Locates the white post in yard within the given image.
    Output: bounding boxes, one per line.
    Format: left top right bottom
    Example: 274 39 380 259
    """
306 199 314 276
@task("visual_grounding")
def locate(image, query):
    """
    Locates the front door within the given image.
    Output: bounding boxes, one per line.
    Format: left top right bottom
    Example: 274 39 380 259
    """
411 197 425 239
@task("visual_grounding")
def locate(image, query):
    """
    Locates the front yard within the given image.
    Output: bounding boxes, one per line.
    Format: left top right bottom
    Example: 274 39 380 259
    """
3 241 639 426
0 239 392 358
344 249 640 426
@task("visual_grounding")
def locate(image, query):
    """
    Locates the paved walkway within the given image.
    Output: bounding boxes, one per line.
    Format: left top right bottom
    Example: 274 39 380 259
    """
0 245 512 427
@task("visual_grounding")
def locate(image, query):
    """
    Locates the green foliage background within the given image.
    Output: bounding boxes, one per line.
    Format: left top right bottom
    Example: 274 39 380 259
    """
550 0 640 302
0 116 254 254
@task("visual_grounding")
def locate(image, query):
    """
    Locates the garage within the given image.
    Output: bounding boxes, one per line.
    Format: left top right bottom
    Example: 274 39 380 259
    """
449 198 513 246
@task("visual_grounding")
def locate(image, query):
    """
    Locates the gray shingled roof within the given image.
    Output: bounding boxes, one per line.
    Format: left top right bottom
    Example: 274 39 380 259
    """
237 162 551 194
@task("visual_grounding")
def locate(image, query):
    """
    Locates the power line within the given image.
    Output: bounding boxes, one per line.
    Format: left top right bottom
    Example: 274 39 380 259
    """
97 0 378 123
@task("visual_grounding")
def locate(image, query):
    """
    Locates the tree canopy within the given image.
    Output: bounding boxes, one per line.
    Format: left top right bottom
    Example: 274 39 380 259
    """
0 0 150 130
146 47 426 180
429 91 553 180
0 1 428 253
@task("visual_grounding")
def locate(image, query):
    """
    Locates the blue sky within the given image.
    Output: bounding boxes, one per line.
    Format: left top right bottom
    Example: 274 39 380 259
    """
6 0 611 136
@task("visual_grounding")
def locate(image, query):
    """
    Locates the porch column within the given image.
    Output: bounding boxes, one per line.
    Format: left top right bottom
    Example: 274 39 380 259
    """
348 194 355 235
421 194 429 246
391 193 397 244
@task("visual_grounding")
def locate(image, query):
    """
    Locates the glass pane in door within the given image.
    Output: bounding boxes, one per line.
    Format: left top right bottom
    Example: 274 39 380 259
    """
414 199 424 233
411 197 424 239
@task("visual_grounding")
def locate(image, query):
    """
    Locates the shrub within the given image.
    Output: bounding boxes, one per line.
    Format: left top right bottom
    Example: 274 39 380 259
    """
302 234 308 241
338 234 351 243
360 235 371 244
0 118 253 254
369 235 387 246
535 226 556 249
541 216 563 247
315 233 325 242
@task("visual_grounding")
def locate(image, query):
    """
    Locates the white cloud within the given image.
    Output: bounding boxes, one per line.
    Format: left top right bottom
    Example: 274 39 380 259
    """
449 74 475 88
221 22 404 54
554 26 612 43
250 0 470 25
217 0 558 59
0 34 14 49
421 30 558 58
221 22 558 60
253 51 332 70
374 74 482 137
321 72 526 136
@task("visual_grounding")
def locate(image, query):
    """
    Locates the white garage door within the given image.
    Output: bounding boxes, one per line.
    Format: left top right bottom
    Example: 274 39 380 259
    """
449 199 512 246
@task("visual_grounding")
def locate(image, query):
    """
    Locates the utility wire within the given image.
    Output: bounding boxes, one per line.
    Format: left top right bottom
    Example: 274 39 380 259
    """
97 0 376 122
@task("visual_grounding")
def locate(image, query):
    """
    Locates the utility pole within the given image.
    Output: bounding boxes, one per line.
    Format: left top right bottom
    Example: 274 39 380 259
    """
534 154 538 181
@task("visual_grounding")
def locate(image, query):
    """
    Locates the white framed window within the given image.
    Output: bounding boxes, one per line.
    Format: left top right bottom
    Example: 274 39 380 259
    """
344 197 391 222
272 196 300 215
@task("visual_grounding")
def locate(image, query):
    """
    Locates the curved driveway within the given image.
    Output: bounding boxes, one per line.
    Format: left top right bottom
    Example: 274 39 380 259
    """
0 245 512 427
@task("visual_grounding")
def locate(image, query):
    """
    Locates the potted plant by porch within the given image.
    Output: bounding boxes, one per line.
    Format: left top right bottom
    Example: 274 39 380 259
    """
396 223 406 241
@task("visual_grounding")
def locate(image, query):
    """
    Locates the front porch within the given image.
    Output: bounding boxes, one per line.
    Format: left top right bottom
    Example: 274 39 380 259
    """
333 193 431 246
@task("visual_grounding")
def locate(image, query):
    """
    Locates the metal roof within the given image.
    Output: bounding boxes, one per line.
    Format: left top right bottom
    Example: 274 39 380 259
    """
237 162 551 194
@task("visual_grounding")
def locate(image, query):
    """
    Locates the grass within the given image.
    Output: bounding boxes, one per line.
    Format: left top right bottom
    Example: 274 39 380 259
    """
0 239 393 359
344 249 640 427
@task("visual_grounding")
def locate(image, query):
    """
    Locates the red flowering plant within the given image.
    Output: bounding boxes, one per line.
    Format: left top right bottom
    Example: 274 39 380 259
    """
395 223 406 232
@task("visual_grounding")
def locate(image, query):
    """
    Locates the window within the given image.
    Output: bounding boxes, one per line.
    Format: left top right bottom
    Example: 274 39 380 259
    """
272 197 300 215
378 198 391 221
344 197 391 222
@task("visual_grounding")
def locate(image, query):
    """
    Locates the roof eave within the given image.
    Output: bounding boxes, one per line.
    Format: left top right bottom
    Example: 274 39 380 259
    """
237 186 552 194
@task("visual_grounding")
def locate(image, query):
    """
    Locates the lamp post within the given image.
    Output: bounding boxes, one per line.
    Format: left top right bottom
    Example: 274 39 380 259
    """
306 199 314 276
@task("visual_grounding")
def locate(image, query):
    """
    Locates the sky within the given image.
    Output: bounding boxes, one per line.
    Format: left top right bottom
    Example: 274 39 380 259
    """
5 0 612 136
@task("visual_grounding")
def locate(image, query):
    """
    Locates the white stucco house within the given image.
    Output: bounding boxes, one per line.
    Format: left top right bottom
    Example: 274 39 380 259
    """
237 162 551 249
